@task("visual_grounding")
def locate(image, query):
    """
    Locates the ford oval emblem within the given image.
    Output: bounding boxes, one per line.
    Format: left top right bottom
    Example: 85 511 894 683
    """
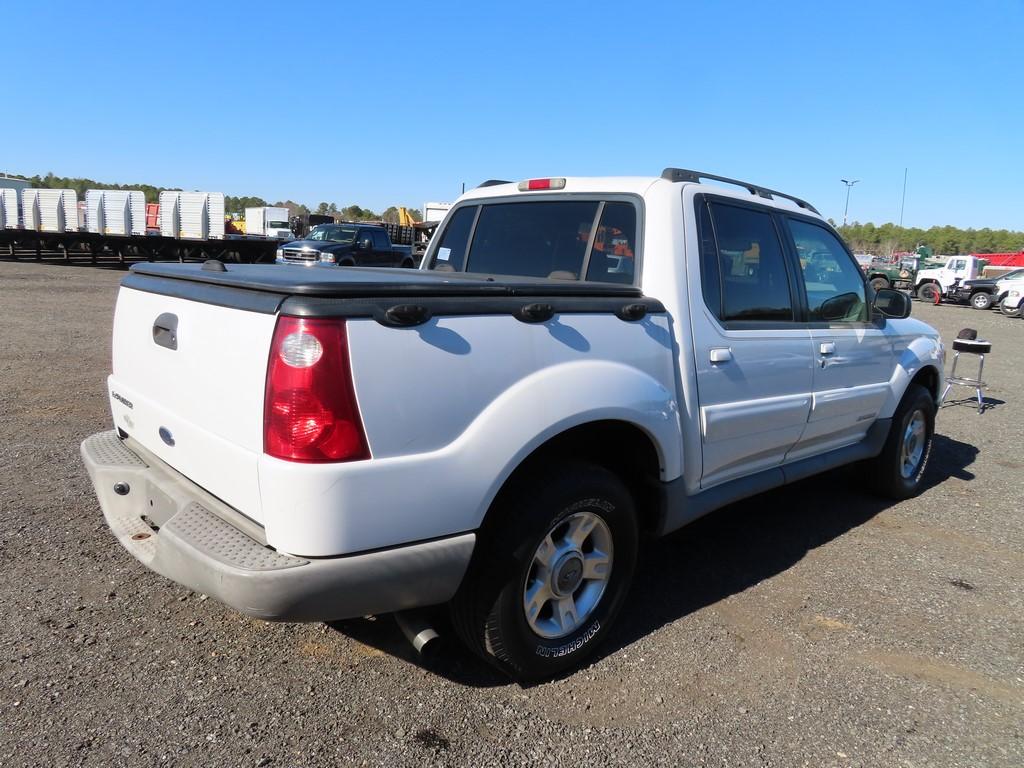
158 427 175 447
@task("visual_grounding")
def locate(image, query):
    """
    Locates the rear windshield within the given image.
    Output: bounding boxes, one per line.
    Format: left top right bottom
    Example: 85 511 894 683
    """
428 199 638 284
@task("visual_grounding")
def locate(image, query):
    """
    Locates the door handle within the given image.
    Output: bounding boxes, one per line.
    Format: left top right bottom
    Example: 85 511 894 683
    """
819 342 836 356
709 347 733 363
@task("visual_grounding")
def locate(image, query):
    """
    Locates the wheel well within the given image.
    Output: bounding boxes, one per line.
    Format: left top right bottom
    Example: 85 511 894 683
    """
489 420 663 535
911 366 940 403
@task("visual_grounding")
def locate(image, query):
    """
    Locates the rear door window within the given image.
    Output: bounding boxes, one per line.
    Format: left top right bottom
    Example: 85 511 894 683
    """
706 202 794 323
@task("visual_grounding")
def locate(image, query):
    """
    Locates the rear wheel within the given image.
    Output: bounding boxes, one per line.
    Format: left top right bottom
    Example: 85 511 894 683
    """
999 298 1022 318
450 462 637 682
863 384 935 499
970 291 993 310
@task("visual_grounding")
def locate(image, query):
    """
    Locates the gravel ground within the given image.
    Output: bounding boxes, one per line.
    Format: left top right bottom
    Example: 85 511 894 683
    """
1 260 1021 767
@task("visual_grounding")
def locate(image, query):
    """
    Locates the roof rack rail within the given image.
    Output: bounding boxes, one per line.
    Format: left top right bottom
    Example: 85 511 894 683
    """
477 179 512 188
660 167 819 215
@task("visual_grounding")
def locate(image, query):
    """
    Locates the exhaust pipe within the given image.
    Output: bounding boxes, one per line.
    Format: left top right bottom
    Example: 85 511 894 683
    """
394 610 441 658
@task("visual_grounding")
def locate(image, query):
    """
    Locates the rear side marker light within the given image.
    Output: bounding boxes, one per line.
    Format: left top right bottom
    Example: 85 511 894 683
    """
518 178 566 191
264 317 370 463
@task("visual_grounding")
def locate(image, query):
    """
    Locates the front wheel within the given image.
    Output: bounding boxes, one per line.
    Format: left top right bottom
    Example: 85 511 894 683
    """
999 298 1022 318
917 283 941 304
863 384 935 499
450 462 637 681
870 276 890 293
970 291 993 310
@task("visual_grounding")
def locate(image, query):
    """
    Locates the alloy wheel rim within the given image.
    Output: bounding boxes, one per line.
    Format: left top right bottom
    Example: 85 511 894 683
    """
900 410 926 479
523 511 613 639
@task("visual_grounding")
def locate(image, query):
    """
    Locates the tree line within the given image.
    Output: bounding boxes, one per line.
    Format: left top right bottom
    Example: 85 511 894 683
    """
7 172 423 224
831 219 1024 256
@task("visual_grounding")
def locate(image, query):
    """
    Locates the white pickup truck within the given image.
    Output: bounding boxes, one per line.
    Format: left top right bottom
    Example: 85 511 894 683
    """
81 169 945 681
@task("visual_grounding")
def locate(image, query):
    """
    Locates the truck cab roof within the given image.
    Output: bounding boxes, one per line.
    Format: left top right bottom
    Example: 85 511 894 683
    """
460 169 822 219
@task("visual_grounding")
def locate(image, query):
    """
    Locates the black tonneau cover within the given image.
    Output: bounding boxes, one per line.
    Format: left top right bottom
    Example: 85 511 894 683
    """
123 263 664 322
129 263 643 298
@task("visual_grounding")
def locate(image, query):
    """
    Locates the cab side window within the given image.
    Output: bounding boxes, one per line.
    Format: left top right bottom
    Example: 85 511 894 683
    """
787 219 868 322
429 205 477 271
371 230 389 250
705 202 794 323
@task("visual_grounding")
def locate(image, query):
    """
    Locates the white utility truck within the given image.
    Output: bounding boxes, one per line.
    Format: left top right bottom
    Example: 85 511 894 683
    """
81 169 945 681
245 206 293 239
914 255 987 302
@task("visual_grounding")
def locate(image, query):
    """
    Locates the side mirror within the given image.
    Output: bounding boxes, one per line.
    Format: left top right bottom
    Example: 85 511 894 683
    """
873 287 911 319
819 291 862 321
359 237 373 251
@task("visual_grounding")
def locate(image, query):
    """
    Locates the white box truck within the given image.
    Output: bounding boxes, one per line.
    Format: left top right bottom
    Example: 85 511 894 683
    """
244 206 292 239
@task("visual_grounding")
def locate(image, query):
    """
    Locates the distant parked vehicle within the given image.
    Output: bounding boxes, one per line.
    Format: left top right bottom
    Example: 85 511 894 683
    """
244 206 293 239
914 255 988 303
946 268 1024 310
1000 287 1024 317
275 223 413 267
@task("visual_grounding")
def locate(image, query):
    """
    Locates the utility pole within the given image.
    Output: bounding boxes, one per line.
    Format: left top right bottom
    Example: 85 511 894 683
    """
841 179 860 227
899 168 908 228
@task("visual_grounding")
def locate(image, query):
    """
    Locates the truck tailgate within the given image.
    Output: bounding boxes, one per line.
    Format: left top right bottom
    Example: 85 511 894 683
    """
108 286 277 523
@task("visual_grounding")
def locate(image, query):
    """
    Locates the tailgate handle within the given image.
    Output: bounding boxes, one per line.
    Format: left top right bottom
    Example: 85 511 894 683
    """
153 313 178 350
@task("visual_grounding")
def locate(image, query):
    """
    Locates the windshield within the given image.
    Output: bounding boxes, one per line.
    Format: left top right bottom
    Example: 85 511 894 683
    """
999 268 1024 282
268 220 289 229
307 225 357 243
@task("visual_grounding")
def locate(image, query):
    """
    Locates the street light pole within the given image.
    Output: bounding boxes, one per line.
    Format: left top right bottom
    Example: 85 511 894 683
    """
841 178 860 226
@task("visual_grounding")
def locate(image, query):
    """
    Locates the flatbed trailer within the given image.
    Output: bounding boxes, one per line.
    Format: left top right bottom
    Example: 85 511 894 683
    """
0 228 279 265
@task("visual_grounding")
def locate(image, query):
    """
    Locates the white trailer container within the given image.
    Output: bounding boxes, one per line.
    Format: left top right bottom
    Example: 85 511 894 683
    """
24 189 79 232
0 188 17 228
179 192 208 240
166 191 225 240
423 201 452 223
85 190 103 233
159 191 180 237
244 206 291 238
21 189 41 231
207 193 225 240
85 190 148 236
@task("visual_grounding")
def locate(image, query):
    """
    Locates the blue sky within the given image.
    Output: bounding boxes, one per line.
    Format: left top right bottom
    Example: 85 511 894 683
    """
4 1 1022 229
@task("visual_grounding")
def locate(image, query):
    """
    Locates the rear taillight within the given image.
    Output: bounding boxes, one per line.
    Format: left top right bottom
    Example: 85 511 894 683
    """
264 316 369 462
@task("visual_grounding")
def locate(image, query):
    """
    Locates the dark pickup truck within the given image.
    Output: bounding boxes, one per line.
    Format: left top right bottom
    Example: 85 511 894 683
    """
275 223 415 268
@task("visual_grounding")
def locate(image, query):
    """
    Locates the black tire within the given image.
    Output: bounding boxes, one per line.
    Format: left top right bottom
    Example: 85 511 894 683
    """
970 291 993 310
400 259 414 269
870 276 890 293
863 384 935 499
917 283 940 303
999 298 1021 318
450 462 638 682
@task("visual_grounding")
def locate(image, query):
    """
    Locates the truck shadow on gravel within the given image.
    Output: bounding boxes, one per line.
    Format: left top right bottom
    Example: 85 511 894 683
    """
329 432 977 688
